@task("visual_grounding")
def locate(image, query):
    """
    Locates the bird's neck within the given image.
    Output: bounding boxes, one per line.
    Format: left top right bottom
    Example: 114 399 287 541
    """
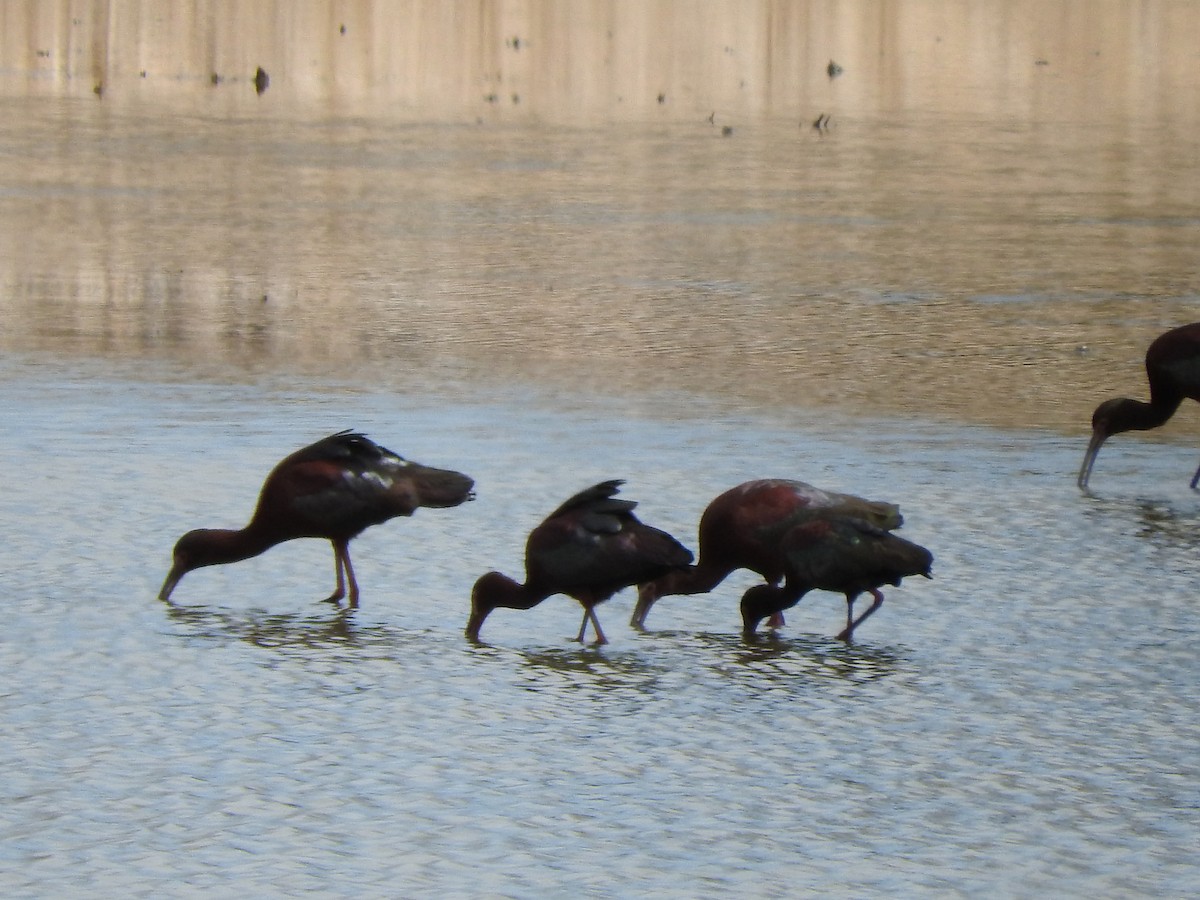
645 563 719 598
489 574 553 611
467 572 553 639
196 527 280 566
1116 394 1181 433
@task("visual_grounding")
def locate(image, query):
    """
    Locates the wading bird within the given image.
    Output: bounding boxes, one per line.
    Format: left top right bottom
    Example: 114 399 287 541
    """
739 514 933 641
467 480 693 645
159 430 475 607
631 479 903 630
1078 322 1200 489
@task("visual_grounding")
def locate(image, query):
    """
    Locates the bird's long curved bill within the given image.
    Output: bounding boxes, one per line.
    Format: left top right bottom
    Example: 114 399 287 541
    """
159 567 184 601
1077 429 1107 490
465 608 487 641
629 587 654 629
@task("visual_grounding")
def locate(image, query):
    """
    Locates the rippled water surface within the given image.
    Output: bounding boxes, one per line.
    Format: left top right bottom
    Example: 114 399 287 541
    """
2 356 1199 896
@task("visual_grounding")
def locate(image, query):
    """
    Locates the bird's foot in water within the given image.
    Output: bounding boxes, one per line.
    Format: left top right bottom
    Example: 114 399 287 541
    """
766 612 786 629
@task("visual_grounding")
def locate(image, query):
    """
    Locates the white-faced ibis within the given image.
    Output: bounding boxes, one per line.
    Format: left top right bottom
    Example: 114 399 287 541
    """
631 479 902 630
159 430 475 607
1078 322 1200 490
739 514 933 641
466 480 693 645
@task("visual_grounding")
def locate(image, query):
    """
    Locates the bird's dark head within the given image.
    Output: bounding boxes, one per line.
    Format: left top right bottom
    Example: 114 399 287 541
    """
1090 397 1130 437
465 571 519 640
407 464 476 510
739 583 783 639
158 529 243 600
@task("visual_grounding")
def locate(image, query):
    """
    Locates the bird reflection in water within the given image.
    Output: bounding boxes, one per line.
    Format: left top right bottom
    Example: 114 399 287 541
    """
1082 494 1200 547
160 600 364 651
727 632 904 686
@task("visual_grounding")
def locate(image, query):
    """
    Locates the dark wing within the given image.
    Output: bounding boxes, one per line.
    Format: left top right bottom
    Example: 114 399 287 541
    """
283 431 406 468
531 521 692 601
782 516 932 595
545 480 629 521
528 484 692 599
775 480 903 532
255 433 418 537
255 461 392 537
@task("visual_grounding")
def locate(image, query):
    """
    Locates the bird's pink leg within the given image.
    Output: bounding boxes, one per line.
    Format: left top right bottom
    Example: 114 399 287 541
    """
322 539 350 605
575 606 608 645
341 542 360 608
588 607 608 645
836 590 884 642
766 578 787 627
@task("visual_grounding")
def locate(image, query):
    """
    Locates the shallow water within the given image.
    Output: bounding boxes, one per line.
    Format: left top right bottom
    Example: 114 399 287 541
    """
2 15 1200 892
2 355 1199 896
1 94 1198 435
